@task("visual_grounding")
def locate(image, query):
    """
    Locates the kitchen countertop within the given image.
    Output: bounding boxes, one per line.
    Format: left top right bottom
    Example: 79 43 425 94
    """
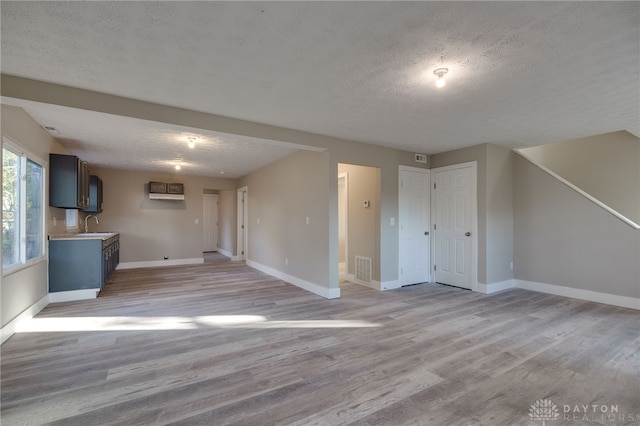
49 232 119 241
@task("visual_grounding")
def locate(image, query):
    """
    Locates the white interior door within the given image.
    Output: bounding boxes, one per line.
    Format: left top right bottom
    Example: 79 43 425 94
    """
203 195 219 252
399 166 430 286
432 162 476 290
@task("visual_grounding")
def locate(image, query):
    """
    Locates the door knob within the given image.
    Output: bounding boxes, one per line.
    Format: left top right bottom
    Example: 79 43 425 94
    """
465 232 471 237
424 231 429 235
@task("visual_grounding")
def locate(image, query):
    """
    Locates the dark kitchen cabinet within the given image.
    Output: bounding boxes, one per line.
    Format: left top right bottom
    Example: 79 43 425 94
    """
81 175 103 213
49 234 119 293
49 153 90 209
102 235 119 283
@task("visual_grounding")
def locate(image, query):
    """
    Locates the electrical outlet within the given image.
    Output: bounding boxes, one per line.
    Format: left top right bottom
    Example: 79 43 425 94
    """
510 261 513 270
390 217 395 226
305 216 310 225
285 258 288 265
195 218 199 224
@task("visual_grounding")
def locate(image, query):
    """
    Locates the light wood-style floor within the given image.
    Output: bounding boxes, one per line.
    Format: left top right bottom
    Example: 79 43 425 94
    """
2 255 639 425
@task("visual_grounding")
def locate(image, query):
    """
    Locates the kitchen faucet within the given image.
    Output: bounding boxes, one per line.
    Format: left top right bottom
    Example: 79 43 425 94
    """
84 215 99 233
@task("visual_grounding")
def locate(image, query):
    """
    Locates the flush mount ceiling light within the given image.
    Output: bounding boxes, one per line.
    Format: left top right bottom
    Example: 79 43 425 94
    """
433 68 448 88
175 164 181 171
187 137 197 149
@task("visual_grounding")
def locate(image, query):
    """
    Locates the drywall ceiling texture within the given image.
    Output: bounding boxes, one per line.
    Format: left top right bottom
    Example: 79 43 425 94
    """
2 2 638 156
1 99 299 179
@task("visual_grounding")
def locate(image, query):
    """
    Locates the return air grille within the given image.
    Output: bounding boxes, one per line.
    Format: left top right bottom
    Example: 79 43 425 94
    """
355 256 372 286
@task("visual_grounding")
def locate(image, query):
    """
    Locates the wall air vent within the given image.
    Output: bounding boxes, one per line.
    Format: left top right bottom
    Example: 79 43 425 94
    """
415 153 427 164
149 182 185 200
355 256 372 287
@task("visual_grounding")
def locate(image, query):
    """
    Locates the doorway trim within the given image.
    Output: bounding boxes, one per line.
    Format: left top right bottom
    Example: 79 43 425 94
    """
237 186 248 261
430 161 478 291
338 172 349 281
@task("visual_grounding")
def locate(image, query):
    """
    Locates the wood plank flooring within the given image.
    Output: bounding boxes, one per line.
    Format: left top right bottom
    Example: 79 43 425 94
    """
2 255 639 425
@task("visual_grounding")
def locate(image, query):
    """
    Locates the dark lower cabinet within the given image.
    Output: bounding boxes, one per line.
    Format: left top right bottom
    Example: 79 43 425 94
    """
49 235 119 293
102 237 119 284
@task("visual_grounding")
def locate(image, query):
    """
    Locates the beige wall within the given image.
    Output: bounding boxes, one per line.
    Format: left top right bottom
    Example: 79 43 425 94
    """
239 146 425 292
521 131 640 224
218 190 236 255
2 77 429 293
239 150 331 288
430 143 514 285
338 163 381 280
240 145 425 292
485 144 514 284
328 149 427 287
3 77 634 318
1 105 69 327
514 155 639 298
90 167 237 263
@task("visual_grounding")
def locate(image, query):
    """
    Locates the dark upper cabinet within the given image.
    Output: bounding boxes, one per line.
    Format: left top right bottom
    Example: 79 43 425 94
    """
49 153 90 209
82 175 104 213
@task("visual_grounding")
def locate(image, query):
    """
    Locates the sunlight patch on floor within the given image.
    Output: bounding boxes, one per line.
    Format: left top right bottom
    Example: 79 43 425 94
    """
15 315 382 332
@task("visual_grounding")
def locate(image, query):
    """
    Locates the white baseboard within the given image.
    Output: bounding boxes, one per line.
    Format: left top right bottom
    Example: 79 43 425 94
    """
1 294 49 345
246 260 340 299
513 279 640 310
477 279 515 294
342 276 400 292
343 273 355 283
340 274 402 291
217 248 240 261
117 257 204 270
379 280 402 291
49 288 100 303
342 274 374 290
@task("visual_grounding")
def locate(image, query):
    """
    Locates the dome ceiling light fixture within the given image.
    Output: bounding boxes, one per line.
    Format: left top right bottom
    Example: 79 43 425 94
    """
433 67 448 88
187 137 197 149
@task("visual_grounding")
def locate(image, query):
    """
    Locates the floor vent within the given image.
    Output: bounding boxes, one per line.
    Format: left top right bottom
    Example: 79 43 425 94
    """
355 256 372 286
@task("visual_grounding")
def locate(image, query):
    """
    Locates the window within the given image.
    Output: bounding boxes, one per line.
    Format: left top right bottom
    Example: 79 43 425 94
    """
2 138 45 272
66 209 78 230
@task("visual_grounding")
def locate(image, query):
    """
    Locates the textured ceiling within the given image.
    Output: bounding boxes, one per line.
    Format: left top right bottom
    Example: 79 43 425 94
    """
2 98 300 179
1 2 639 173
